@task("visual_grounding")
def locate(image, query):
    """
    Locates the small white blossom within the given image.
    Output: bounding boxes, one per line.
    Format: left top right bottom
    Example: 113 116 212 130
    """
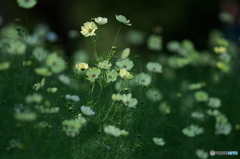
81 106 95 116
95 17 108 25
66 94 80 102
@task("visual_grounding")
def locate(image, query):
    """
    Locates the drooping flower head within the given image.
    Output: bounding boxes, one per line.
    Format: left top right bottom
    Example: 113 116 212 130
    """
81 22 98 37
116 15 132 26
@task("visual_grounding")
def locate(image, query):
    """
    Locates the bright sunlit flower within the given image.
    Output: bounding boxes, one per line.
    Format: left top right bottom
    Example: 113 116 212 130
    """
98 60 112 69
95 17 108 25
46 53 66 73
86 67 101 82
116 15 132 26
135 72 151 86
146 62 162 73
153 137 165 146
75 63 89 71
116 59 134 71
119 69 133 79
121 93 138 108
81 106 95 116
81 22 98 37
17 0 37 9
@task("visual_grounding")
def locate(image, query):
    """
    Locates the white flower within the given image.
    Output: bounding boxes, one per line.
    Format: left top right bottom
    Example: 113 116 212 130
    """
98 60 112 69
112 94 123 101
195 91 209 102
106 69 118 83
208 97 221 108
182 124 204 137
81 22 98 37
81 106 95 116
119 69 133 79
135 73 151 86
147 35 162 51
65 94 80 102
153 137 165 146
196 149 208 159
104 125 128 137
116 15 132 26
33 47 48 62
121 93 138 108
121 48 130 59
146 62 162 73
86 67 101 82
116 59 134 71
17 0 37 9
95 17 108 25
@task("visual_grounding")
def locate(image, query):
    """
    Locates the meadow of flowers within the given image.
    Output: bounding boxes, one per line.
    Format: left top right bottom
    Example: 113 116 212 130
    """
0 1 240 159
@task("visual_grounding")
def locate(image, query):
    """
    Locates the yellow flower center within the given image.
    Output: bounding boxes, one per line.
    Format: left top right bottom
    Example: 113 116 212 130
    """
123 65 127 68
141 79 145 82
108 75 112 78
25 0 29 2
126 101 129 105
92 74 96 78
88 29 93 32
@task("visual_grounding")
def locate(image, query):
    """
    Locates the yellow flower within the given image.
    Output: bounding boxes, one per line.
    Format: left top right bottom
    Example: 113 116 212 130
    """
119 69 133 79
81 22 98 37
75 63 89 71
